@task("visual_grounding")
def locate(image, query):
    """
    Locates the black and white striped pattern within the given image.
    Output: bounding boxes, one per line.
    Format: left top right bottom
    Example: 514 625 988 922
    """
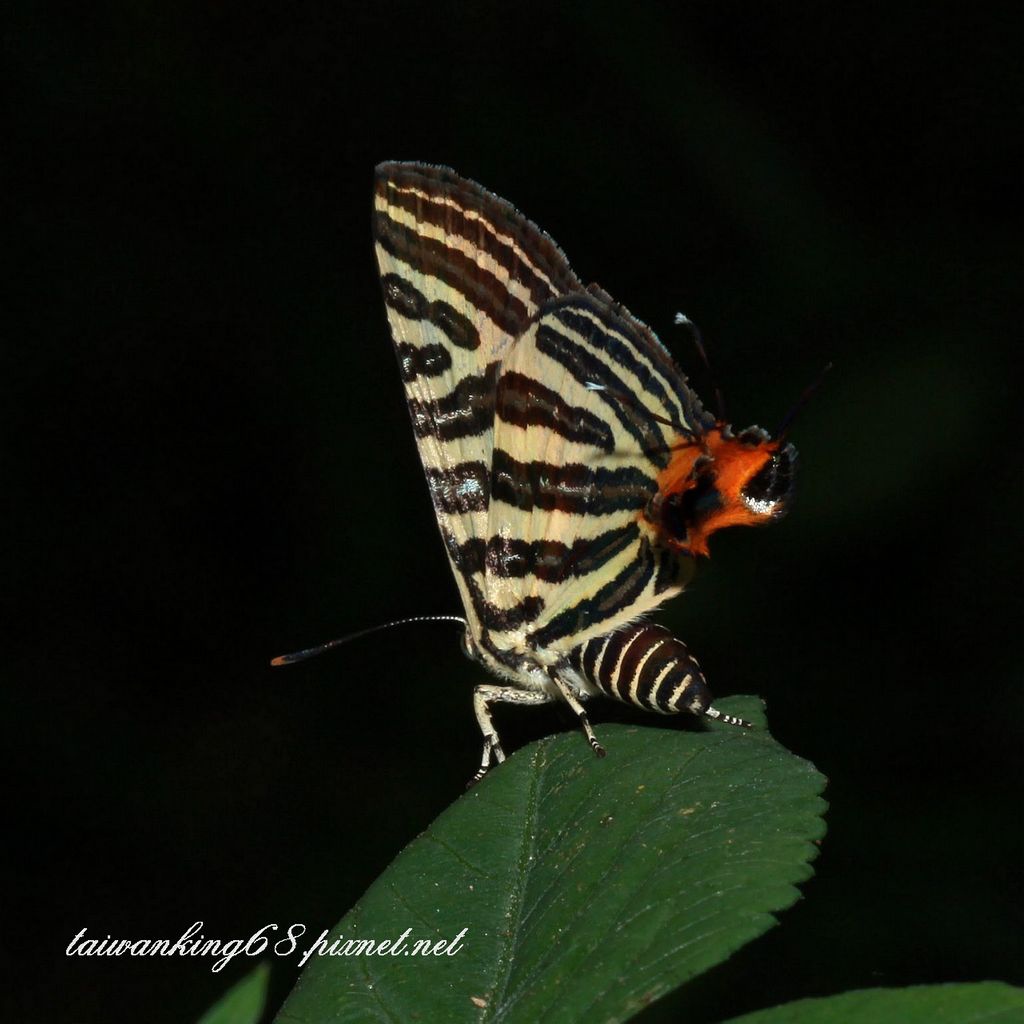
569 622 711 714
373 162 752 778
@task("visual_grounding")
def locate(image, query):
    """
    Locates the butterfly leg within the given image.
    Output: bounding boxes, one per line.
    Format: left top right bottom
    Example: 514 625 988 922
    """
470 685 555 785
547 671 607 760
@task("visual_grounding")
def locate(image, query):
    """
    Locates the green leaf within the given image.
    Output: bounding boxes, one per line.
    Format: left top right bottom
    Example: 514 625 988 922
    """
196 962 270 1024
276 697 826 1024
721 983 1024 1023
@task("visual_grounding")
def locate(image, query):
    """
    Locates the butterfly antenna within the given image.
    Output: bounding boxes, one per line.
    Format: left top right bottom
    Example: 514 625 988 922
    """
675 312 726 423
271 615 467 667
774 362 833 441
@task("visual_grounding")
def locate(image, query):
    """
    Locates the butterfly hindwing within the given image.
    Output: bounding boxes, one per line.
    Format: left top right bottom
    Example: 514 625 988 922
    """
482 292 708 659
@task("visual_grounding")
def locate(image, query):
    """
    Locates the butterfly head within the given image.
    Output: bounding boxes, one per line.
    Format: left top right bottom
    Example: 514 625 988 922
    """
645 425 796 557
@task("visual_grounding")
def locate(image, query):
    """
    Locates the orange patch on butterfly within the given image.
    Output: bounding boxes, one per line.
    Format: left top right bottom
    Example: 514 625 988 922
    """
646 427 786 558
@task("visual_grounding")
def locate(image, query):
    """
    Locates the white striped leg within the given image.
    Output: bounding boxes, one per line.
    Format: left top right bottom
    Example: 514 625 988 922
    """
470 685 555 785
704 705 754 728
547 671 607 759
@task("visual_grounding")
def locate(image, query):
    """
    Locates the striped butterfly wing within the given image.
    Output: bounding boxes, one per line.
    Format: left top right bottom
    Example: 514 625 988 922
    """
482 290 712 662
372 163 582 628
369 163 778 778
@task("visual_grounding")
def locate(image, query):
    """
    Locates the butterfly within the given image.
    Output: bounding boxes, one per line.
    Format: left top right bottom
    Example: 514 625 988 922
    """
371 162 796 781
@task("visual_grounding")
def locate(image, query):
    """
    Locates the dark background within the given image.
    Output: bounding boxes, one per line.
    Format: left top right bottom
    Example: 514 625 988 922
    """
7 3 1021 1022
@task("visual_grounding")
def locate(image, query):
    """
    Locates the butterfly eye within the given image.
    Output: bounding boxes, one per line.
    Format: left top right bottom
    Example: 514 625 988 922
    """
741 445 796 514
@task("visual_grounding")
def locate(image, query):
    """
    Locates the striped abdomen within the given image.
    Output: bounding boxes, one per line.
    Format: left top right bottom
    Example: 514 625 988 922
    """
569 622 713 715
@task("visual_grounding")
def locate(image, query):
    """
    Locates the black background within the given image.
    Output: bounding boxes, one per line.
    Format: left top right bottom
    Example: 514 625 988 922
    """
7 3 1021 1022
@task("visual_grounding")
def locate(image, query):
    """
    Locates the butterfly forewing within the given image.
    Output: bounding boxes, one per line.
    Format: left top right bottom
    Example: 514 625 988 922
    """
372 163 582 640
373 162 704 665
